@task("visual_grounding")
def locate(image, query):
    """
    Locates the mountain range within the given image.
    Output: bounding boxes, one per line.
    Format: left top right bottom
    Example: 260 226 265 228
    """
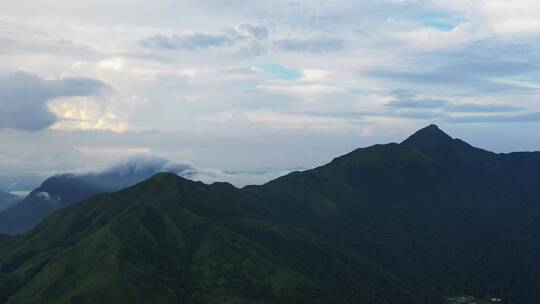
0 192 20 212
0 155 198 235
0 155 289 235
1 125 539 303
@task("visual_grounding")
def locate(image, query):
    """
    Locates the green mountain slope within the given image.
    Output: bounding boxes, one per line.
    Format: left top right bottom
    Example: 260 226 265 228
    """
253 125 540 303
1 125 540 303
0 174 436 304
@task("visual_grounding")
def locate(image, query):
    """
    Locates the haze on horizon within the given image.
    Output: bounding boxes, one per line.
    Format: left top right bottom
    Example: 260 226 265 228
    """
1 0 540 188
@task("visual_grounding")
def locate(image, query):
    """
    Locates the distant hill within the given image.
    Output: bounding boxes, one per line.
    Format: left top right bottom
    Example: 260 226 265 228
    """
1 125 540 303
0 191 20 212
0 155 197 235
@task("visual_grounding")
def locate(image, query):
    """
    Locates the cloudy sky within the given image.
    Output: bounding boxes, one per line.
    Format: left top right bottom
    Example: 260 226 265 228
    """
1 0 540 187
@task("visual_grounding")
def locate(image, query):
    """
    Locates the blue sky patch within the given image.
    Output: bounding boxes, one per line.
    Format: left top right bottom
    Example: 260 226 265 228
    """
415 11 461 31
260 64 301 80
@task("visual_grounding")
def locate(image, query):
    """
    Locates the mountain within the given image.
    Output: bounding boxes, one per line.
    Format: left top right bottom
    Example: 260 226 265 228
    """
0 155 197 235
0 191 20 212
0 174 436 304
1 125 540 303
253 125 540 303
0 155 288 235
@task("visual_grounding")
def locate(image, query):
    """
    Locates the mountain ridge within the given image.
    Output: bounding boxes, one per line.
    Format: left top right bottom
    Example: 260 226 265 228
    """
0 191 20 212
1 125 540 303
0 172 437 304
0 155 202 235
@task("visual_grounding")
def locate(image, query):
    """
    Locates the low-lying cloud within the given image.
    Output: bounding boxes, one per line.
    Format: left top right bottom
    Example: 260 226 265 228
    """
96 154 290 188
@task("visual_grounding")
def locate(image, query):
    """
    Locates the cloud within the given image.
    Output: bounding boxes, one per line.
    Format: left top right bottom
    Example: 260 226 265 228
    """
368 69 529 94
238 24 268 40
140 32 241 50
96 153 290 188
381 91 525 122
300 69 330 81
387 92 447 109
391 109 446 120
366 36 540 95
138 25 270 55
257 84 347 103
35 191 53 201
99 154 193 177
446 103 522 113
386 91 522 113
0 72 109 131
274 37 344 53
433 0 540 36
0 20 96 57
444 111 540 124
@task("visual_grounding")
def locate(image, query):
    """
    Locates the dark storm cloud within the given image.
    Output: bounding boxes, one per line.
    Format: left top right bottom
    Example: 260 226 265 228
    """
0 72 109 131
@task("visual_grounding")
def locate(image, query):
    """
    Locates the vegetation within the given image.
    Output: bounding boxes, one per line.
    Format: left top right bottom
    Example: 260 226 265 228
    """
1 125 540 303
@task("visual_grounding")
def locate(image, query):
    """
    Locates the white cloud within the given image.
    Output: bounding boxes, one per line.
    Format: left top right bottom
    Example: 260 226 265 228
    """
97 57 125 71
301 69 330 81
257 83 348 103
433 0 540 36
95 153 290 187
48 95 133 133
274 37 344 52
35 191 53 201
392 22 482 50
244 110 356 131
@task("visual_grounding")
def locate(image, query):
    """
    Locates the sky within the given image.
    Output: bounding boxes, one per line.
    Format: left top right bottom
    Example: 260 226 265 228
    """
1 0 540 189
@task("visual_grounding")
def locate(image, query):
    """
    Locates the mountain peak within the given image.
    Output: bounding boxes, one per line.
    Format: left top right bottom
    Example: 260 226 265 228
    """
401 124 454 149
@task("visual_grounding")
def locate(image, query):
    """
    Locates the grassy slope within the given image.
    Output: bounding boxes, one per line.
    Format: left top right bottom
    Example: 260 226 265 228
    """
3 126 540 303
0 174 437 304
253 130 540 303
